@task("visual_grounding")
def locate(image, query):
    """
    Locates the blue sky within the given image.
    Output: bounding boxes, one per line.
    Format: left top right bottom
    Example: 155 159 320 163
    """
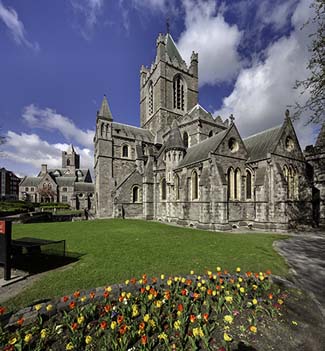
0 0 319 177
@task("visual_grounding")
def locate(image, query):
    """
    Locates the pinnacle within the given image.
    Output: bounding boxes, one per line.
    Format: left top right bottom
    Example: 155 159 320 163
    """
98 95 113 121
67 144 75 153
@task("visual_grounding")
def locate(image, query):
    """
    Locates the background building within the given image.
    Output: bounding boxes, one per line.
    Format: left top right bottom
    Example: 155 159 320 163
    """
0 168 20 200
19 145 94 210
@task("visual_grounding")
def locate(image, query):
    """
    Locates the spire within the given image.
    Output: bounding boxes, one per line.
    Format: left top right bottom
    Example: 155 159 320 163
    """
97 95 113 121
316 123 325 148
165 33 183 64
164 120 186 152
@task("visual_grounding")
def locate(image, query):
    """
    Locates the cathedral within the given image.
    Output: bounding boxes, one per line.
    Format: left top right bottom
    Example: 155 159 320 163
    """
94 32 324 231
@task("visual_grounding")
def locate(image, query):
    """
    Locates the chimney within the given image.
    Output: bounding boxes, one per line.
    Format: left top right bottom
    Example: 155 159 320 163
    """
41 164 47 175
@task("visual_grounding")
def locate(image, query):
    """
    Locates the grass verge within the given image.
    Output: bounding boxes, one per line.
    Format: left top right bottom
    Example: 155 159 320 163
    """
6 219 288 311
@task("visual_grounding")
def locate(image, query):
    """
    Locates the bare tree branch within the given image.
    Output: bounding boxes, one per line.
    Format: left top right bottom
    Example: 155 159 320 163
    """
293 0 325 124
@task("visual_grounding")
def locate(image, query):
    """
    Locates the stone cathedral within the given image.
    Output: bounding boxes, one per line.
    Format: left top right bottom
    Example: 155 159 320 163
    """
94 32 325 231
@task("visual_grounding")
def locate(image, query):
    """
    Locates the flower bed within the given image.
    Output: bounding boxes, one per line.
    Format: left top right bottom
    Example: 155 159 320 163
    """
0 268 290 350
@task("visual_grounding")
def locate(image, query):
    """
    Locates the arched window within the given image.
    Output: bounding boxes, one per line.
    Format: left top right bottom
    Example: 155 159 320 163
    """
285 165 299 200
122 145 129 158
161 178 167 201
67 159 70 166
100 123 104 137
174 174 180 200
235 168 241 200
283 165 290 198
191 170 199 200
289 166 294 199
294 168 299 200
132 186 139 203
173 75 185 111
283 165 289 183
246 170 252 200
183 131 189 148
208 130 213 137
227 168 235 200
148 81 154 115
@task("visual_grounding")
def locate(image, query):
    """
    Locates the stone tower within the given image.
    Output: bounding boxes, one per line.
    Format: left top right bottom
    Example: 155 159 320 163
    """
62 144 80 171
140 33 199 137
94 95 115 217
164 120 186 219
304 123 325 225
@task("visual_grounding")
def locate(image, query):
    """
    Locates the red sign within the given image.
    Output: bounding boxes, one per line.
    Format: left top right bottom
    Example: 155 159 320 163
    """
0 221 6 234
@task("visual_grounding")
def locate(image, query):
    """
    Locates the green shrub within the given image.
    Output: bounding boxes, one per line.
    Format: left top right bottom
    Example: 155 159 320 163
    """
0 201 34 214
39 203 70 210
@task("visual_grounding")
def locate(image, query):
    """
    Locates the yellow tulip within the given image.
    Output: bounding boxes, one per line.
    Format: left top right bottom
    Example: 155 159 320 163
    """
85 335 92 344
24 333 32 343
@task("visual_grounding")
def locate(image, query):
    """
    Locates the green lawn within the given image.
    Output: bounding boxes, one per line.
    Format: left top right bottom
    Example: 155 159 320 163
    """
7 219 288 311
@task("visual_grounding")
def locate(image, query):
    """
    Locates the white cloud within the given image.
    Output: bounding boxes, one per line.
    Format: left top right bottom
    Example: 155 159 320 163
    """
177 0 242 86
214 0 316 148
130 0 174 13
0 0 39 50
22 104 95 148
3 131 93 176
70 0 104 39
255 0 298 32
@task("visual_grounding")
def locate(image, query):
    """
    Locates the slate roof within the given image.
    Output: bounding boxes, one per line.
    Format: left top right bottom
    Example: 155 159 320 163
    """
74 182 94 192
244 125 282 162
164 122 185 152
112 122 154 143
180 104 227 129
55 177 76 186
46 169 89 178
177 129 229 168
165 34 183 64
20 177 40 187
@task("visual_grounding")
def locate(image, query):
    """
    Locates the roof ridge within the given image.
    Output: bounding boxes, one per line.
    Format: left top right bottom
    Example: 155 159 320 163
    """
113 122 153 133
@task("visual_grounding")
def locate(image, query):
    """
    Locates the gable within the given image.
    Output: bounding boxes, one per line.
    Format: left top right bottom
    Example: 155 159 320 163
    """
273 118 304 161
215 124 248 160
39 173 57 188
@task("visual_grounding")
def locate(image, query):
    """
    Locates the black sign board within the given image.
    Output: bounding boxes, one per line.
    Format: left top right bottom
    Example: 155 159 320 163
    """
0 221 12 280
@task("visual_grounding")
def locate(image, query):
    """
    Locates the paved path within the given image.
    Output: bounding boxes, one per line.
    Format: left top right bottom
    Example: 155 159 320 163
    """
275 231 325 316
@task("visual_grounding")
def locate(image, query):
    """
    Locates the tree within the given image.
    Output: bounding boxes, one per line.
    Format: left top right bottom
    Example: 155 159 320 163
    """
294 0 325 123
37 187 57 203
